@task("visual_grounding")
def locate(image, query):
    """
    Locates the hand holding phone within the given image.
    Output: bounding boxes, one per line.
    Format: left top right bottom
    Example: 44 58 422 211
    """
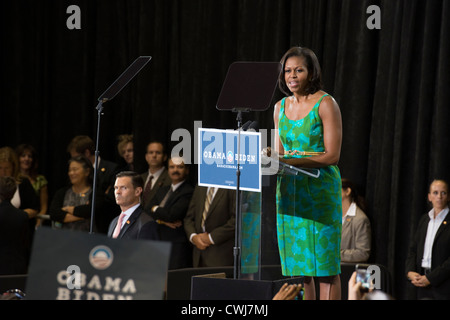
355 264 372 292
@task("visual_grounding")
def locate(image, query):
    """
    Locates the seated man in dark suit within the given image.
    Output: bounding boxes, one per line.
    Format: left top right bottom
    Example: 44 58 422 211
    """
0 176 31 275
148 156 194 269
108 171 158 240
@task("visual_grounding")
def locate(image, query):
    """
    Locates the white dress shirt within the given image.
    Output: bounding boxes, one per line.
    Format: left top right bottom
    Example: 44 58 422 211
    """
421 206 449 269
342 202 357 224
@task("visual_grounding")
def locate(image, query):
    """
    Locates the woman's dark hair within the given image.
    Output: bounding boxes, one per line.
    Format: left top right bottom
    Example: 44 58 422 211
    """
342 178 367 212
278 46 323 96
15 144 39 178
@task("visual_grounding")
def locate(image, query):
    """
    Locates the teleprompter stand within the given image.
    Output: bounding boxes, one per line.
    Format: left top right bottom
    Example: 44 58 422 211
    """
216 62 282 279
89 56 152 234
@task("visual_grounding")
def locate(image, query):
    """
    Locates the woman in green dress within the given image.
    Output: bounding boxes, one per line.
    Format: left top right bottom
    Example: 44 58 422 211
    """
273 47 343 300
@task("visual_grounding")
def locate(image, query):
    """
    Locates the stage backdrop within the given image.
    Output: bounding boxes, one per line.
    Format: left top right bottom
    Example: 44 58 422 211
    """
1 0 449 299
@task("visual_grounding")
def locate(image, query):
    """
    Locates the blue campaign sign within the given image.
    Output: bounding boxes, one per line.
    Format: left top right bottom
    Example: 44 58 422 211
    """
198 128 261 192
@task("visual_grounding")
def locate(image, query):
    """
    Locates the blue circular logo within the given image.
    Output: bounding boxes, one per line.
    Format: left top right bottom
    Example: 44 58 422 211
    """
89 245 114 270
227 151 234 163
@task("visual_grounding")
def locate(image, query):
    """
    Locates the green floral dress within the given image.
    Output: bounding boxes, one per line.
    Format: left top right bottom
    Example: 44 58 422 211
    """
276 94 342 277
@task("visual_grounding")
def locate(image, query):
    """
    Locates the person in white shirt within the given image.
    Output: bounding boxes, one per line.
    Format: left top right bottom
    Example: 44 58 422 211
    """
340 178 371 263
406 179 450 299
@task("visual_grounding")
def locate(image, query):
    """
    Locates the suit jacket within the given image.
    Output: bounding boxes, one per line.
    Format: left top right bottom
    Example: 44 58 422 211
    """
405 212 450 299
149 181 194 242
97 158 119 194
141 168 171 209
184 186 236 268
148 181 194 269
107 205 158 240
341 206 371 263
0 201 31 275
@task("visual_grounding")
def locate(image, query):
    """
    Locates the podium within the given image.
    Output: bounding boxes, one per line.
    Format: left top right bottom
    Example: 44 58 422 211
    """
191 161 319 299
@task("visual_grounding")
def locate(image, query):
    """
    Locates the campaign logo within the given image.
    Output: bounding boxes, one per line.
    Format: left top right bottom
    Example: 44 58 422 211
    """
227 151 234 163
89 245 114 270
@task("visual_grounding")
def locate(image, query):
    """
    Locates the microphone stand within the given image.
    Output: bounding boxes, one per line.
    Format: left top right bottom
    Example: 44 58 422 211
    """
88 56 152 234
89 99 106 234
215 61 282 280
233 109 246 279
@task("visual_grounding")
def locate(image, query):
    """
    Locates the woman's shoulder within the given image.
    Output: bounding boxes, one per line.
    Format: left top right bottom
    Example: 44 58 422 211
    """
316 91 336 105
273 97 287 118
316 91 340 117
355 206 370 221
274 96 288 108
34 174 48 188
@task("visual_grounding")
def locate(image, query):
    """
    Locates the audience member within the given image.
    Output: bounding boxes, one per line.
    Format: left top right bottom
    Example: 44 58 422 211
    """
348 271 393 300
140 141 171 209
0 146 39 236
117 134 134 171
49 156 99 231
184 186 236 267
405 179 450 300
0 176 31 275
67 135 119 233
107 171 158 240
341 178 371 263
15 144 49 228
272 283 303 300
148 156 194 269
67 135 118 194
348 270 367 300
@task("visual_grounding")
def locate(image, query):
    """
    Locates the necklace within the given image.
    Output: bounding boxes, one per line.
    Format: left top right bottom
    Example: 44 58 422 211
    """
72 186 91 197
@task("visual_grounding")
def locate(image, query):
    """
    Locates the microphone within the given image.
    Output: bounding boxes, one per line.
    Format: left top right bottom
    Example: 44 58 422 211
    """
247 121 259 132
237 120 252 131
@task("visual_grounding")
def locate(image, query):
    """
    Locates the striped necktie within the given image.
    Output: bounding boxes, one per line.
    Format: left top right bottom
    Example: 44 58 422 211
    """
201 187 215 230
